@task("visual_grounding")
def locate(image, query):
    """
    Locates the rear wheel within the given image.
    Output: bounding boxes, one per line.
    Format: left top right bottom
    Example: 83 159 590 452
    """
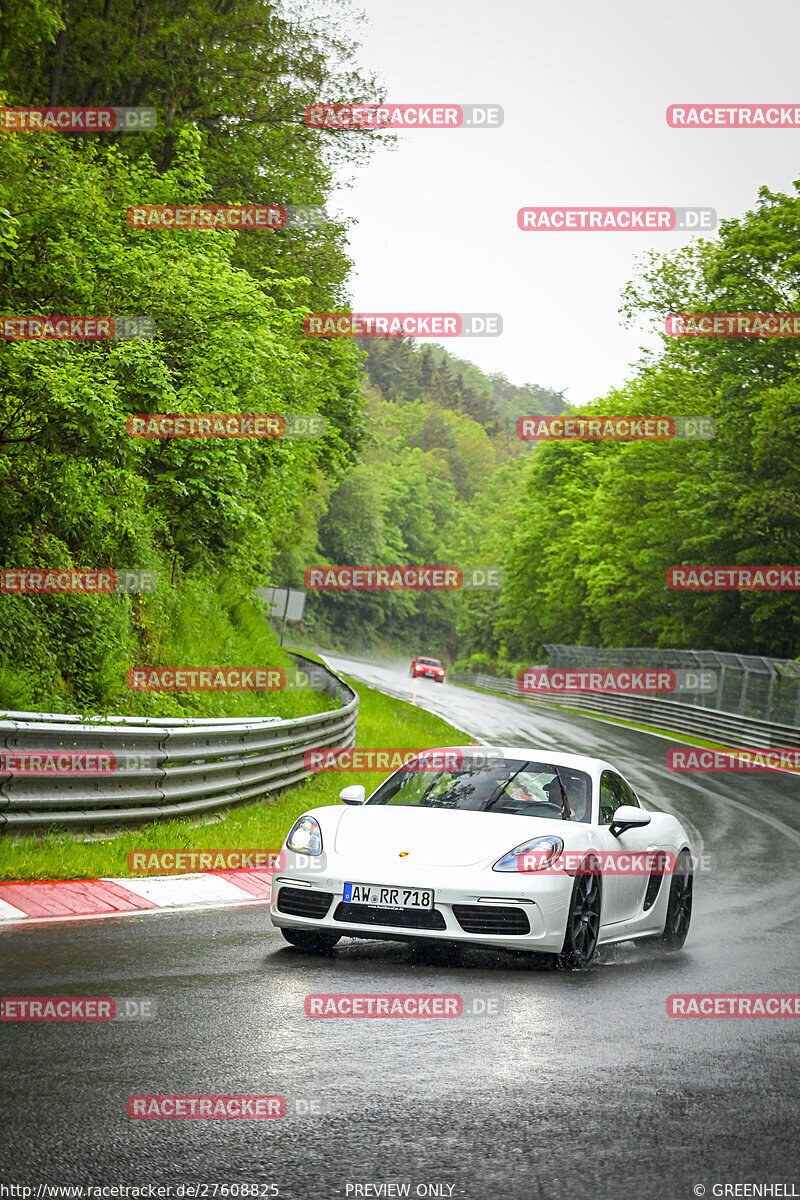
558 861 601 969
280 928 341 953
660 849 693 950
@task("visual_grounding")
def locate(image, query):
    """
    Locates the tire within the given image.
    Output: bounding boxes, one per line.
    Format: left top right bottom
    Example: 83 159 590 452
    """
280 928 341 953
660 849 693 950
558 859 602 969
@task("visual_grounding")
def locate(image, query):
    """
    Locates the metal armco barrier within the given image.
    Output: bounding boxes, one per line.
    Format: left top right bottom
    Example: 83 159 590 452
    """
448 673 800 749
0 654 357 829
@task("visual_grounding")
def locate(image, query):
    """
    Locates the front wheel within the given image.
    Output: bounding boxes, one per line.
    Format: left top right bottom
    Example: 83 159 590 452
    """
558 862 601 969
280 928 341 953
660 849 693 950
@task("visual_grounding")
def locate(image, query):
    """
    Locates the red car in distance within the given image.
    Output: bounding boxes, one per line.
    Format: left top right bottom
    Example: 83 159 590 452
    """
410 656 445 683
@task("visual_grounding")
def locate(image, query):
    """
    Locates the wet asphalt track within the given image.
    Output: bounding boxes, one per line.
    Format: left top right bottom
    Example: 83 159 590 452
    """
1 653 799 1199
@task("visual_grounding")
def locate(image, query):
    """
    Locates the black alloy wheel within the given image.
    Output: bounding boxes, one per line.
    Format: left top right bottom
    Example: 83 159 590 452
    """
558 860 602 969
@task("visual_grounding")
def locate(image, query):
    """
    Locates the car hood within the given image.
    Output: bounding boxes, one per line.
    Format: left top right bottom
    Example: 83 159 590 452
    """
331 804 572 867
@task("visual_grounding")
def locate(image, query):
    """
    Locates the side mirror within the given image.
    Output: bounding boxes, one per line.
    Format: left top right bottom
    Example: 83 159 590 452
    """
339 784 366 806
610 805 651 836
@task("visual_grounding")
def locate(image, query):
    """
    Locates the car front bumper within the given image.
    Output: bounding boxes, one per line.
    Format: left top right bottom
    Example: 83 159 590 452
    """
270 865 575 954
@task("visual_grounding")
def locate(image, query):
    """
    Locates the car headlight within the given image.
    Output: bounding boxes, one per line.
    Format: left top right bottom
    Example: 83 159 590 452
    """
493 834 564 872
286 815 323 855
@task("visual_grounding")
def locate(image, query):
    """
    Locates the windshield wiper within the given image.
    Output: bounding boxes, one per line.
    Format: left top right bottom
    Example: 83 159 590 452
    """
484 764 528 812
552 765 571 820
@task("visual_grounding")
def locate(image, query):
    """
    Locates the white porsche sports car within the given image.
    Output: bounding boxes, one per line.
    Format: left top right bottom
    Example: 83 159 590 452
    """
270 746 694 968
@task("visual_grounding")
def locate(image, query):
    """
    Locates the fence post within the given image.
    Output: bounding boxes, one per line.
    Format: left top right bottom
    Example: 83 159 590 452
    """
764 667 776 722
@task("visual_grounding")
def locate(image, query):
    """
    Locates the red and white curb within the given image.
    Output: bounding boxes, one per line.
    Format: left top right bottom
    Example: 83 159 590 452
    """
0 870 272 925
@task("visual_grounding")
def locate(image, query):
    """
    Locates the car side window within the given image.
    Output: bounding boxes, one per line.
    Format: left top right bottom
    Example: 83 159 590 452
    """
382 770 460 807
599 771 629 825
378 771 432 806
616 775 640 809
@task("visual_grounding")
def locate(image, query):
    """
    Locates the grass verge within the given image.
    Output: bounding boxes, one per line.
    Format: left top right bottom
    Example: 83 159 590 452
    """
0 675 471 881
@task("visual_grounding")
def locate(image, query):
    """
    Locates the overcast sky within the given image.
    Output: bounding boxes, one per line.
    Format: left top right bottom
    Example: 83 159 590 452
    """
328 0 800 405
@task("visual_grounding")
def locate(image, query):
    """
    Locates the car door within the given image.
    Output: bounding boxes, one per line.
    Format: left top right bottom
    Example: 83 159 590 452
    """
597 770 654 922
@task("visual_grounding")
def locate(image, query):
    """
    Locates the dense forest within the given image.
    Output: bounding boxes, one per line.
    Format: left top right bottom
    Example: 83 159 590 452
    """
303 199 800 667
299 337 567 659
0 0 377 713
1 0 798 719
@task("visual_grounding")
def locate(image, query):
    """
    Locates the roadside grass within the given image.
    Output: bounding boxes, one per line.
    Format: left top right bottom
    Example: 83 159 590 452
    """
0 676 471 881
0 581 335 722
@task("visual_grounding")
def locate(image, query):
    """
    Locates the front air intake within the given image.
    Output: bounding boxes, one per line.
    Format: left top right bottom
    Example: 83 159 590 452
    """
452 904 530 935
276 887 333 920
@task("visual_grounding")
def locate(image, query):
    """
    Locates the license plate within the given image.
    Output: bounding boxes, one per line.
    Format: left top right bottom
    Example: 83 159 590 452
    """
343 883 434 910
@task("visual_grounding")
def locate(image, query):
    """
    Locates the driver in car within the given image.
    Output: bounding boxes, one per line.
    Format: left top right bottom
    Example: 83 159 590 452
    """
503 774 576 819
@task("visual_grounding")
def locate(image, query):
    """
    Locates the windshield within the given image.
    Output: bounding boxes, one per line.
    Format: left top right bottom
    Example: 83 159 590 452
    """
366 756 592 822
417 658 441 666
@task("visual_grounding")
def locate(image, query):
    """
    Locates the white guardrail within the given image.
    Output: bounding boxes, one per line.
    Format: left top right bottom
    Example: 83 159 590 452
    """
448 673 800 749
0 654 358 830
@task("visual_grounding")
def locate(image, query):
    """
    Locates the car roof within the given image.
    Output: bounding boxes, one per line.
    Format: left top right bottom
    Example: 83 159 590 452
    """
432 745 617 776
